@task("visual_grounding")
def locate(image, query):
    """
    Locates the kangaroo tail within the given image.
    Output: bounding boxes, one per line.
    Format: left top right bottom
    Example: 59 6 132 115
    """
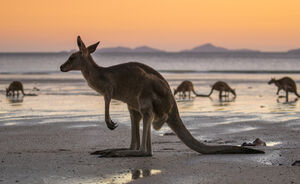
295 91 300 97
192 89 208 97
205 88 214 97
192 88 212 97
166 104 264 154
22 89 26 96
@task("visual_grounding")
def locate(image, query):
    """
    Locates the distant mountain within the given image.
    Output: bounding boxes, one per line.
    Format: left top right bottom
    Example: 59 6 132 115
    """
287 48 300 53
133 46 165 53
97 46 132 53
97 46 165 53
95 43 261 53
181 43 260 53
181 43 229 53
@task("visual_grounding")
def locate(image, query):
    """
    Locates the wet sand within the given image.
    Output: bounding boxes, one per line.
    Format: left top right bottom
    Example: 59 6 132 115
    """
0 117 299 184
1 72 300 183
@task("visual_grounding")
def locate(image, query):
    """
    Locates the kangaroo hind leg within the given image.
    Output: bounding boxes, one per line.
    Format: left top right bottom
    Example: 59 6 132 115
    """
152 113 168 131
91 106 142 156
98 99 154 157
219 90 222 99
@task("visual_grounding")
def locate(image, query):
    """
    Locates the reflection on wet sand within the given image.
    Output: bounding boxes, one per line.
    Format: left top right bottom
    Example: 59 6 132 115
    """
6 96 24 106
211 97 236 112
98 169 162 184
176 97 196 110
266 141 282 147
218 96 236 103
275 98 298 112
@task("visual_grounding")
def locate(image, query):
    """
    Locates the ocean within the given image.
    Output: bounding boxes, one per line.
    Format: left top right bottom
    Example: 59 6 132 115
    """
1 52 300 140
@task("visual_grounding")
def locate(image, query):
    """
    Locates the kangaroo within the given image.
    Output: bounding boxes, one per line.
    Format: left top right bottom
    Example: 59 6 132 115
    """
268 77 300 101
6 81 25 96
203 81 236 98
60 36 263 157
173 80 205 99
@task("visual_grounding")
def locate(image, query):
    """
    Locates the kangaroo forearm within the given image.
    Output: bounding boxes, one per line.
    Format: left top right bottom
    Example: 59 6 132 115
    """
104 94 118 130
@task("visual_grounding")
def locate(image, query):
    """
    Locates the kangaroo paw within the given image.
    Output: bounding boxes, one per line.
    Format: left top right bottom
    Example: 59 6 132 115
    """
106 120 118 130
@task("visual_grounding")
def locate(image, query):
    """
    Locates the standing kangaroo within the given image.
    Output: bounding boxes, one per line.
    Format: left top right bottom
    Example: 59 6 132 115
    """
60 36 263 157
202 81 236 98
268 77 300 101
6 81 25 96
173 80 205 99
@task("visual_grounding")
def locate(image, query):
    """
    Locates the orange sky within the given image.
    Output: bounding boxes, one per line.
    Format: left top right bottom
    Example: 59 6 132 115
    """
0 0 300 52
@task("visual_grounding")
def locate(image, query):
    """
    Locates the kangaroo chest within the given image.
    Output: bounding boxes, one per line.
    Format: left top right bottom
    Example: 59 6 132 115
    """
81 68 107 95
87 81 104 95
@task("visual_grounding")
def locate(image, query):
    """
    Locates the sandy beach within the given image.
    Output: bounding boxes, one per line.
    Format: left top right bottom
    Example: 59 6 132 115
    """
1 55 300 183
0 116 299 184
2 0 300 182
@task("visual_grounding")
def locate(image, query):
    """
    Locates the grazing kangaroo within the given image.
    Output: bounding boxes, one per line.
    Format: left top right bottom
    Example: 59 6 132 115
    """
6 81 25 96
268 77 300 101
173 80 205 99
60 36 263 157
203 81 236 98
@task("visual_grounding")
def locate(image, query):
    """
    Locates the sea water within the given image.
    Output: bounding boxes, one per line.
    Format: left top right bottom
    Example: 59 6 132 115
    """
0 52 300 137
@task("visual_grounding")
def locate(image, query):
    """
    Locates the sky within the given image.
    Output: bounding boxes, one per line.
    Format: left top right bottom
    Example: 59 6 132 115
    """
0 0 300 52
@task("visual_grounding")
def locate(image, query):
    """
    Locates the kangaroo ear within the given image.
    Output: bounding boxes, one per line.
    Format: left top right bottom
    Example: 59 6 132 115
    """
87 42 100 54
77 36 88 56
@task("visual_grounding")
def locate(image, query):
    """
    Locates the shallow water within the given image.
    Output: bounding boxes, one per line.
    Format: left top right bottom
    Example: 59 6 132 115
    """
1 52 300 139
1 52 300 74
1 72 300 139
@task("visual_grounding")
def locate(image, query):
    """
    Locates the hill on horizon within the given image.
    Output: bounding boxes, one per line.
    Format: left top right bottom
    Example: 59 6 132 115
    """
96 43 261 53
180 43 260 53
97 46 165 53
287 48 300 53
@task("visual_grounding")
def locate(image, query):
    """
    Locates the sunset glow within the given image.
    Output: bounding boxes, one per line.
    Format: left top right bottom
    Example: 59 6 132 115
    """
1 0 300 52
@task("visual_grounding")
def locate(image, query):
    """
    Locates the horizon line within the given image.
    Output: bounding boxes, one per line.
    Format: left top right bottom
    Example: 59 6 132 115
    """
0 43 299 53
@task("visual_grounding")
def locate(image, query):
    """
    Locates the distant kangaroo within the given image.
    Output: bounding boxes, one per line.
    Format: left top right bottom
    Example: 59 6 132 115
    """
173 80 205 99
268 77 300 101
60 36 263 157
203 81 236 98
6 81 25 96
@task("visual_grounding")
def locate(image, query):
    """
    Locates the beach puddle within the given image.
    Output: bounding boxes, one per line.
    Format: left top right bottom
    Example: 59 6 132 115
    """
67 124 98 128
45 169 162 184
97 169 162 184
224 126 257 134
266 141 282 147
253 150 282 166
2 122 18 126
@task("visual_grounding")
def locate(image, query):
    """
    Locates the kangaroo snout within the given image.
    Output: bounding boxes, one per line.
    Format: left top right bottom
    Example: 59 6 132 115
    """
60 65 66 72
60 62 69 72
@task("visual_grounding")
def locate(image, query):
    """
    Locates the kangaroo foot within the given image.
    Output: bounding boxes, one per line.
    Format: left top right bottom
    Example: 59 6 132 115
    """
90 148 129 155
98 150 152 157
106 120 118 130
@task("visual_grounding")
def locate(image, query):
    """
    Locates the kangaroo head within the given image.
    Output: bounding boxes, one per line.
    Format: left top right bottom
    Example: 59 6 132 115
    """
6 88 10 96
268 78 275 85
173 88 178 95
60 36 100 72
